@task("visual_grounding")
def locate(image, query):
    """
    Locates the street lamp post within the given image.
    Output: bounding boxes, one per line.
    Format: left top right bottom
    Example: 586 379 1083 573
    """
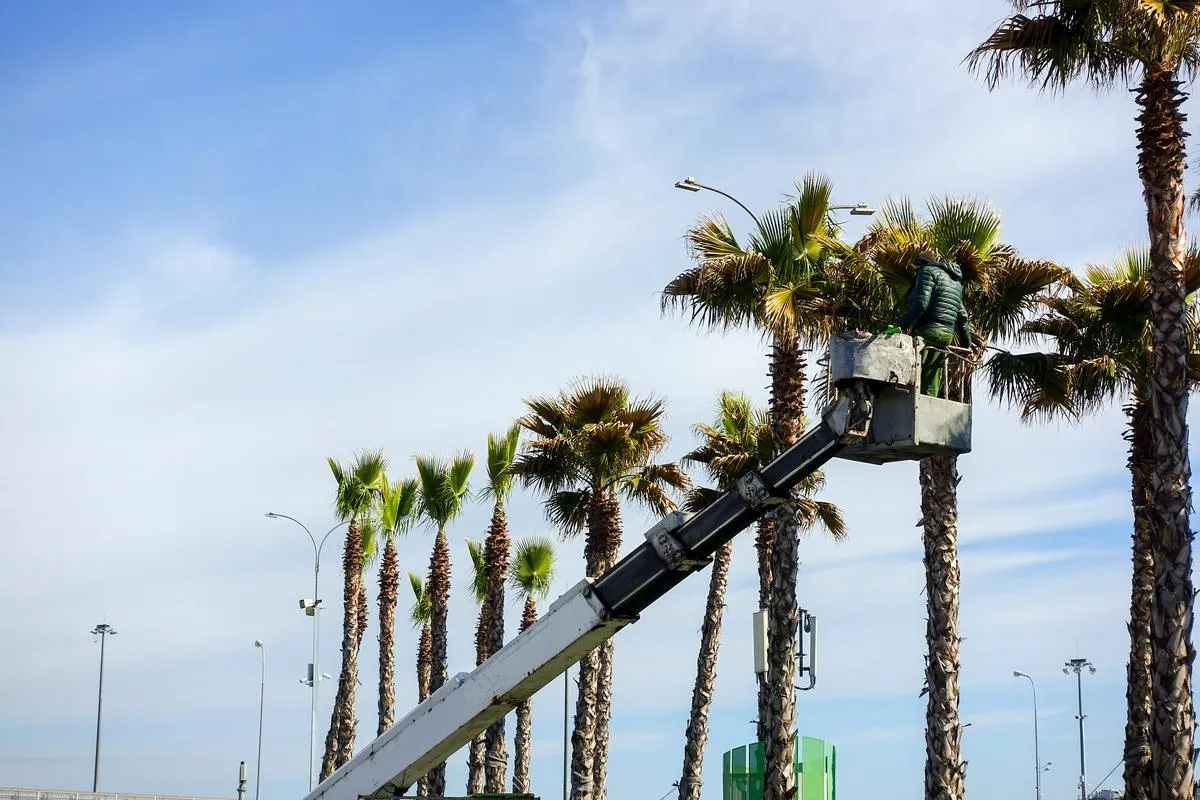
1064 657 1096 800
254 641 265 800
265 512 347 790
91 623 117 792
673 176 875 229
1013 671 1042 800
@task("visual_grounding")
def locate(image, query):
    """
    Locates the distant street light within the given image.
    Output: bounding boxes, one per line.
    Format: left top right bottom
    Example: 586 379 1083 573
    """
673 176 875 231
91 623 117 792
1064 657 1096 800
1013 670 1042 800
255 641 265 800
265 512 346 790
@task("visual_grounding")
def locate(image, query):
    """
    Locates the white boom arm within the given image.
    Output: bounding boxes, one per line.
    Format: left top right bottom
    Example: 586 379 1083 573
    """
305 386 873 800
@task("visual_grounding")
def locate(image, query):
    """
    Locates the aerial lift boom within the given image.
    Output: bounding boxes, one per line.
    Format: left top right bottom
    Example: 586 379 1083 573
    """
304 333 972 800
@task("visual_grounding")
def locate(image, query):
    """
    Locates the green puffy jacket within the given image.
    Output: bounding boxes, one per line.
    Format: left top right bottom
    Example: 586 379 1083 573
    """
896 259 971 345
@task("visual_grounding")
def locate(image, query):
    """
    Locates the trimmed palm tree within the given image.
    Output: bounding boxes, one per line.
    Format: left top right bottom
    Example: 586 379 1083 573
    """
512 376 690 800
675 390 845 800
509 535 558 795
407 571 432 798
321 450 387 779
413 450 475 798
465 537 489 796
480 424 522 793
966 9 1200 794
986 247 1200 800
377 477 420 735
820 195 1064 800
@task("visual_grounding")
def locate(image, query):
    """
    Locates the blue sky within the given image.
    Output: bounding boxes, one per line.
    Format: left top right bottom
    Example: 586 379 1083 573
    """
0 2 1191 800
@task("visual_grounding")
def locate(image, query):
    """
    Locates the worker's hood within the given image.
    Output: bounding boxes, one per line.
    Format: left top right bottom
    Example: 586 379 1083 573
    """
931 259 963 283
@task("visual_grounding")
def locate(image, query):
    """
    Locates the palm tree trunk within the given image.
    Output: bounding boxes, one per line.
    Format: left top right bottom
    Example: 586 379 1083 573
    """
416 624 431 798
754 517 773 746
763 330 805 800
1124 397 1154 800
377 537 399 736
920 455 965 800
512 596 539 795
678 539 733 800
467 601 489 795
1135 69 1197 800
483 502 512 793
591 495 623 800
321 520 364 779
426 527 452 798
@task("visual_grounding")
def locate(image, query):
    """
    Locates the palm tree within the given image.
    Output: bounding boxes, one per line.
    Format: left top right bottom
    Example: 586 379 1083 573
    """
413 450 475 798
986 246 1200 800
376 477 420 736
465 537 489 796
966 9 1200 794
675 390 845 800
820 196 1065 800
509 535 558 795
480 424 522 793
320 450 386 780
662 173 848 798
407 571 432 798
512 376 690 800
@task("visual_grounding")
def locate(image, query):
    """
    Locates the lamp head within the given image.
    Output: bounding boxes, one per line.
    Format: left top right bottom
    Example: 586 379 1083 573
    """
254 640 263 648
265 512 278 518
848 204 875 216
674 177 702 192
1012 670 1021 677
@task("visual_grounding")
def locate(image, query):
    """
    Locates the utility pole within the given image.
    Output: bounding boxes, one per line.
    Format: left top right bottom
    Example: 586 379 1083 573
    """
1064 658 1095 800
91 623 117 792
1014 671 1042 800
237 761 247 800
254 641 265 800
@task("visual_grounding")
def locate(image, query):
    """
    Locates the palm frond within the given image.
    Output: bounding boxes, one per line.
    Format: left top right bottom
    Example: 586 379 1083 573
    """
509 536 557 600
407 571 430 627
545 489 590 538
414 451 475 529
478 424 522 504
464 538 488 603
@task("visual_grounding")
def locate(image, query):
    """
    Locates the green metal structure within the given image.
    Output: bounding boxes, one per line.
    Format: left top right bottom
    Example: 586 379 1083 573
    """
721 736 836 800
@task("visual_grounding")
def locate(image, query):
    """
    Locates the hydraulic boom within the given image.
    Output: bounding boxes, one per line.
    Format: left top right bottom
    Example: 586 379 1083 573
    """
305 383 874 800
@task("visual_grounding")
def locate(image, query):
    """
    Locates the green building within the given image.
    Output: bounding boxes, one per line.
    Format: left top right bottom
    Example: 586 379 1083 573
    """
721 736 836 800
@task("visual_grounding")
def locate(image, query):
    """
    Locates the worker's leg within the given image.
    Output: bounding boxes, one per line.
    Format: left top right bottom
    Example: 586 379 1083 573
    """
917 327 954 396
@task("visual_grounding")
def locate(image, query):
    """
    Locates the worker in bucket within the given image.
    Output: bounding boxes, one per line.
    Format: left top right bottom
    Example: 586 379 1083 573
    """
885 250 972 397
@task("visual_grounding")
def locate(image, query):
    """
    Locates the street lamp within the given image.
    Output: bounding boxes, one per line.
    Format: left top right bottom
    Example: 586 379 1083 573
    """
1014 670 1042 800
254 641 265 800
265 512 347 790
90 623 117 792
673 176 875 229
1064 657 1096 800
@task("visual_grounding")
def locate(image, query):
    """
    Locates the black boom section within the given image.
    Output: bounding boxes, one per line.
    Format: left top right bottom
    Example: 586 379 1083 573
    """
593 419 845 617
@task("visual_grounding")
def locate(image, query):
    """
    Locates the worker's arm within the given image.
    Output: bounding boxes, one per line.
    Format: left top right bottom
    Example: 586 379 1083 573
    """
896 266 934 332
955 306 971 349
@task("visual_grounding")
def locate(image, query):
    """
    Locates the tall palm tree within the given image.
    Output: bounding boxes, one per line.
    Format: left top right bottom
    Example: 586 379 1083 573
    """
509 535 558 796
662 173 848 799
675 390 845 800
376 477 420 736
465 537 489 796
966 9 1200 795
413 450 475 798
512 376 690 800
820 196 1064 800
480 424 522 792
320 450 387 780
986 247 1200 800
407 571 432 799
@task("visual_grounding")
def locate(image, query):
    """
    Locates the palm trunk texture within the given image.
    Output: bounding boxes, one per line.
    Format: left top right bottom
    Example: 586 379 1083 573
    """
322 520 364 779
426 528 452 798
920 455 966 800
1125 398 1154 800
678 539 733 800
754 517 774 746
378 537 399 736
1136 70 1196 800
512 596 539 795
591 495 623 800
467 601 488 796
416 624 431 798
483 502 512 793
763 332 805 800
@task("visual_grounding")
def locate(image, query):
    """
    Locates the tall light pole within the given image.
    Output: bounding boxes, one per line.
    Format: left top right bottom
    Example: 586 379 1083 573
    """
254 641 265 800
1014 671 1042 800
1064 657 1095 800
91 623 117 792
265 512 346 790
673 176 875 229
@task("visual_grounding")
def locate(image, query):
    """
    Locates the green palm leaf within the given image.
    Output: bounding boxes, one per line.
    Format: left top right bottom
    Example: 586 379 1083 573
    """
464 538 488 603
509 536 557 600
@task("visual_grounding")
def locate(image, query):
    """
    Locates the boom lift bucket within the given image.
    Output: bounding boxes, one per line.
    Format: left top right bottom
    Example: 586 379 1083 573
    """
825 331 972 465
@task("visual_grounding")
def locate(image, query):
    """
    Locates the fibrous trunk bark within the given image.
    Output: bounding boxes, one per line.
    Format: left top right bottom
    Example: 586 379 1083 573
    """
677 539 733 800
1136 69 1196 800
920 455 965 800
377 537 399 736
763 331 805 800
416 624 431 798
1124 397 1154 800
426 528 452 797
512 596 539 795
467 597 488 796
484 502 512 793
754 517 773 746
591 495 622 800
322 519 364 779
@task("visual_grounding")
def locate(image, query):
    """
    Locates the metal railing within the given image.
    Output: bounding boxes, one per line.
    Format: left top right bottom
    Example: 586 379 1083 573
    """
0 789 231 800
813 334 977 409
